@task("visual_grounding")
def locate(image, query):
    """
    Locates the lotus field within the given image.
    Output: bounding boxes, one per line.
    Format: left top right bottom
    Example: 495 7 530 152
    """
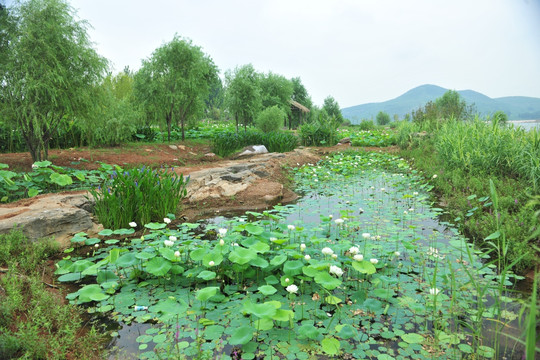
56 151 532 359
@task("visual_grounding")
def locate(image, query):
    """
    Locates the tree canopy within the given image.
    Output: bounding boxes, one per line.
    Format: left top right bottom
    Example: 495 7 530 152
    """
134 36 217 141
0 0 107 161
224 64 262 132
322 96 344 124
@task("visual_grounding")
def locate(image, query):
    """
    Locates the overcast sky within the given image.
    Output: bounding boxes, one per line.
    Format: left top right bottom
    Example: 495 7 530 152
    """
10 0 540 108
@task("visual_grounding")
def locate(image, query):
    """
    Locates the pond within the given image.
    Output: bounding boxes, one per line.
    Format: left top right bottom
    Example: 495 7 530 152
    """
57 151 535 360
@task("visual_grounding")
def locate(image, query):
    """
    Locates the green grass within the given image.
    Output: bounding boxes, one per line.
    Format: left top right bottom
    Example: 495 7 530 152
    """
396 119 540 272
0 229 105 359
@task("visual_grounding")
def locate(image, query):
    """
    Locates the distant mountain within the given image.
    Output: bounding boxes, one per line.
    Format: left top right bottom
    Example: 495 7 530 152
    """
341 84 540 123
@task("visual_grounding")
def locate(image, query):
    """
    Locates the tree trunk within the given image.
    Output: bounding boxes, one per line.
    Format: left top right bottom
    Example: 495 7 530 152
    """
166 112 172 142
235 113 239 133
181 116 185 141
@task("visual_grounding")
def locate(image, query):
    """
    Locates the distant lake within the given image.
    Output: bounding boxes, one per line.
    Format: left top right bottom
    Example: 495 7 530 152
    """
509 120 540 131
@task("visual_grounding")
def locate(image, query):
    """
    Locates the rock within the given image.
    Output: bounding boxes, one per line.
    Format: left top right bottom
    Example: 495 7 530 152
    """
189 152 197 156
204 152 216 157
337 137 351 144
179 145 186 150
235 145 268 158
169 145 178 150
0 192 100 248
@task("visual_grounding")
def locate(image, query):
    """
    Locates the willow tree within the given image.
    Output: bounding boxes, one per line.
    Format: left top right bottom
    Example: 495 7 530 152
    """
134 36 217 141
224 64 261 132
0 0 107 161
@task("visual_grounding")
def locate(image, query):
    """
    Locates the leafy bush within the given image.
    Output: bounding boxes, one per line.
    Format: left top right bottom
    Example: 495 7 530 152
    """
212 129 297 157
358 119 375 131
90 165 189 229
376 111 390 126
255 106 286 133
298 120 338 146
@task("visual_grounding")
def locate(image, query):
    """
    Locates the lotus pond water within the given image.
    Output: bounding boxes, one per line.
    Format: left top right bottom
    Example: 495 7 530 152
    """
56 151 531 360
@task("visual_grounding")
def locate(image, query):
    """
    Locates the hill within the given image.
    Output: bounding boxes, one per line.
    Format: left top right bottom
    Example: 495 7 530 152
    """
341 84 540 123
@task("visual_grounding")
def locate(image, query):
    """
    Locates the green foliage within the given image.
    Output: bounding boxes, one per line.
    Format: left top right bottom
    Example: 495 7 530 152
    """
255 105 286 133
0 161 112 203
492 110 508 125
398 119 540 270
358 119 376 131
225 64 262 131
0 228 58 273
322 96 344 124
81 71 140 147
55 151 533 359
0 0 107 161
212 129 297 157
412 90 476 126
349 129 397 147
376 111 391 126
0 229 104 359
134 36 217 141
290 77 313 129
90 165 188 229
259 72 293 114
298 111 340 146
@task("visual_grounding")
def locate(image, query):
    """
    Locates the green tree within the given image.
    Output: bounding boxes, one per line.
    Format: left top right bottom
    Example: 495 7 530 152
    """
434 90 474 120
255 105 286 133
259 72 293 113
290 77 312 128
492 110 508 125
376 111 391 126
322 96 344 125
224 64 261 132
134 36 217 141
0 0 107 161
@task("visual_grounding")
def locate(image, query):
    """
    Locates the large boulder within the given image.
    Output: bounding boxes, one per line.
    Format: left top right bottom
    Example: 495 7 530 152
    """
0 191 101 248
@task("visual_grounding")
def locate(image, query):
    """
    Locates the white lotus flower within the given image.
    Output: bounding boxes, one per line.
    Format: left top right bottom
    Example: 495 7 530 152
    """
353 254 364 261
321 247 334 256
219 239 225 246
286 284 298 294
349 246 359 255
287 225 295 231
329 214 333 219
334 218 344 225
304 254 311 261
394 251 400 256
432 174 438 179
285 278 290 283
208 261 215 267
362 233 371 239
332 254 338 259
218 228 227 237
163 217 171 224
163 240 174 247
429 288 440 295
129 222 137 228
300 243 306 251
169 235 177 242
413 192 419 196
370 258 379 264
174 251 181 257
329 265 344 277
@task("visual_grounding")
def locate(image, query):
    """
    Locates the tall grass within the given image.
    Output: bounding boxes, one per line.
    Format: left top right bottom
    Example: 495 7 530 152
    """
396 118 540 271
436 119 540 191
90 166 188 229
212 130 297 157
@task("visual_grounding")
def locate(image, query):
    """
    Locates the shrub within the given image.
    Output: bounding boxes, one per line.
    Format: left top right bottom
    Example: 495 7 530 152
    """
298 120 338 146
358 119 375 131
255 106 286 133
212 129 297 157
376 111 391 126
90 166 188 229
